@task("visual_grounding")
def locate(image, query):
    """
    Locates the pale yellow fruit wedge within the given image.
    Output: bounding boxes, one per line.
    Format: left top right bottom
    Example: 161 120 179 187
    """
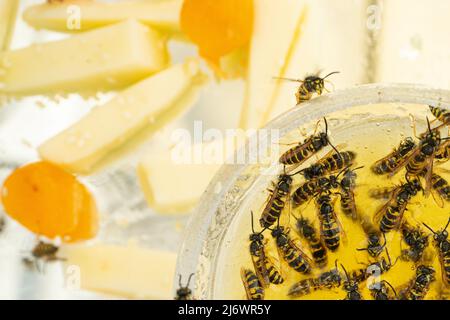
39 60 206 174
23 0 182 36
238 0 308 129
0 19 169 95
61 244 177 299
138 137 245 214
0 0 18 51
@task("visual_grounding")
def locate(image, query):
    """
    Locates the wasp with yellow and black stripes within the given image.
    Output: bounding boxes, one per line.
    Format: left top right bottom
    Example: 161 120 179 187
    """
279 118 334 166
423 218 450 288
288 261 341 298
371 137 416 175
241 268 265 300
374 178 422 233
430 104 450 126
275 71 340 105
299 149 356 181
295 216 328 268
315 193 345 252
341 264 363 300
400 222 429 263
175 274 194 300
249 212 283 287
399 265 435 300
271 225 312 274
259 174 293 228
369 280 397 300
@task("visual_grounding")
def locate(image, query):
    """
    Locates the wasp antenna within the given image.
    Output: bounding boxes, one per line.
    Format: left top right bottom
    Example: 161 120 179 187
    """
356 247 369 252
426 116 431 132
288 168 305 177
381 232 387 248
186 273 194 287
178 274 182 287
385 247 392 265
422 222 437 234
322 71 340 80
328 139 342 159
250 211 256 234
382 280 398 298
340 263 350 281
444 217 450 231
273 76 303 83
323 117 329 135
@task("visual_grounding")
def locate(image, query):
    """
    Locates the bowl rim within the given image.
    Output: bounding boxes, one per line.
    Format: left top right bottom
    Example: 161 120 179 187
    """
174 82 450 299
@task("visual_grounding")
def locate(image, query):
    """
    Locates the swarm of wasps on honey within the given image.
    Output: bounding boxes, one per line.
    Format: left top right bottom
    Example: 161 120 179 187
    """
241 105 450 300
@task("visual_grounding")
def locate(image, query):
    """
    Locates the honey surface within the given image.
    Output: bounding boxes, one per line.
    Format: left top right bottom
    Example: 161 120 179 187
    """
216 103 449 300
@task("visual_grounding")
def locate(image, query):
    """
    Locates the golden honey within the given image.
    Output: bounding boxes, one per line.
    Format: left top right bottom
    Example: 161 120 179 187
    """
216 103 450 300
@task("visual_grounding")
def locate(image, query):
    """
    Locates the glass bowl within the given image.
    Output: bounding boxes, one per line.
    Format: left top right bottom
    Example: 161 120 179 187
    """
175 83 450 299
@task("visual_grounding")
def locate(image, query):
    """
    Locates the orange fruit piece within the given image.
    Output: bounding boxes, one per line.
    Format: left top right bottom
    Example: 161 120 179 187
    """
180 0 254 65
1 161 98 241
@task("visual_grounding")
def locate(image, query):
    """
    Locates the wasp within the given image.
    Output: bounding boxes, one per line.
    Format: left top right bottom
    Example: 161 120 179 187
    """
435 140 450 161
399 265 435 300
271 225 312 274
22 241 65 272
400 223 429 263
339 166 363 220
349 248 396 283
300 150 356 181
275 71 340 104
241 268 265 300
357 231 386 258
374 178 422 233
292 175 340 206
279 118 335 166
369 280 397 300
371 137 416 175
429 104 450 125
431 173 450 202
316 193 345 251
423 218 450 287
259 174 293 228
341 264 363 300
403 120 441 195
295 216 328 268
175 274 194 300
249 212 283 287
288 261 341 298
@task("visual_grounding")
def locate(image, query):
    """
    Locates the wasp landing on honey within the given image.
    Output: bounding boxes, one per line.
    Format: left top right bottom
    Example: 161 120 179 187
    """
279 118 337 166
294 216 328 268
423 218 450 287
259 174 293 228
315 193 346 252
399 265 436 300
373 178 422 233
298 149 356 181
400 223 429 263
288 260 341 298
371 137 416 175
292 174 340 206
357 229 387 258
339 166 363 220
248 212 283 287
240 268 265 300
340 264 363 300
369 280 398 300
270 225 312 274
274 71 340 105
175 274 194 300
400 119 441 196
